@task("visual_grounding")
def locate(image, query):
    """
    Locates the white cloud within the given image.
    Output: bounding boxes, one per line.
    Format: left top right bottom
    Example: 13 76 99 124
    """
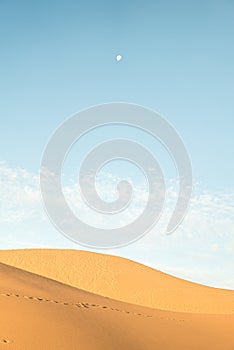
0 162 233 289
0 161 42 223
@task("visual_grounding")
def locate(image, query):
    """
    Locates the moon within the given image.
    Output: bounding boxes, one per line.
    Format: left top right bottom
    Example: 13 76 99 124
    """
116 55 122 62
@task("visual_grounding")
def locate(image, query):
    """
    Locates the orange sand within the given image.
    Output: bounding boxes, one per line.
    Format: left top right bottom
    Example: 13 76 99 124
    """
0 249 233 313
0 249 233 349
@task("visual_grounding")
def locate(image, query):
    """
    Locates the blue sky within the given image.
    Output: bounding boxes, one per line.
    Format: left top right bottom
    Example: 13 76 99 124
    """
0 0 234 288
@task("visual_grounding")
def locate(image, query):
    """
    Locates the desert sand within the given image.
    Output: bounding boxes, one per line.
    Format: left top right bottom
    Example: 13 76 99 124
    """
0 249 233 349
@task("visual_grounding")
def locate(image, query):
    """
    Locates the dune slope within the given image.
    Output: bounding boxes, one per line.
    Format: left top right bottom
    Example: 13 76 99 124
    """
0 261 234 350
0 249 233 314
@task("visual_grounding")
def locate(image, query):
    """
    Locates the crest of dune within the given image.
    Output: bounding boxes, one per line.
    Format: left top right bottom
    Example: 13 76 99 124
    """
0 249 233 349
0 249 233 314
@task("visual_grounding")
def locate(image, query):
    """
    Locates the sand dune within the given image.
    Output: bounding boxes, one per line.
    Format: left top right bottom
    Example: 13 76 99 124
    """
0 249 233 314
0 260 234 350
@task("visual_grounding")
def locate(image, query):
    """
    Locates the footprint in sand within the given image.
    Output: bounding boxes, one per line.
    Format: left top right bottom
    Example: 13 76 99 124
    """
1 339 11 344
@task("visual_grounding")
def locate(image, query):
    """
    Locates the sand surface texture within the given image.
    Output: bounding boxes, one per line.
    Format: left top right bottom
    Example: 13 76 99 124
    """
0 249 233 349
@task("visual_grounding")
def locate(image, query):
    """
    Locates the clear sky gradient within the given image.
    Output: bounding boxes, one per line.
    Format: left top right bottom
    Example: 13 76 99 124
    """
0 0 233 288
